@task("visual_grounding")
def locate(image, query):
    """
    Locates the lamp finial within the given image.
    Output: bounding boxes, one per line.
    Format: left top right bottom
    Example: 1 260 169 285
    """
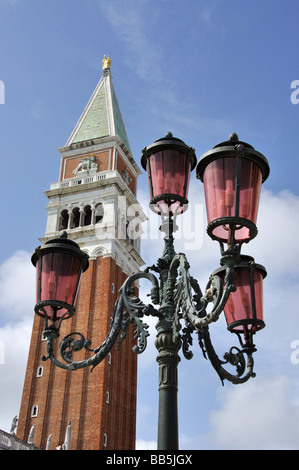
228 132 239 142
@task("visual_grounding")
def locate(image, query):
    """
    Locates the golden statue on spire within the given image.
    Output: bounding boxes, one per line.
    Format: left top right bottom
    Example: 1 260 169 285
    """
102 55 111 70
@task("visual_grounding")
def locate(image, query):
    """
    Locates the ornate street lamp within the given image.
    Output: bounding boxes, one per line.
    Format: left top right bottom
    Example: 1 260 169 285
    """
31 233 89 333
196 132 269 251
213 255 267 344
32 132 269 450
141 132 197 217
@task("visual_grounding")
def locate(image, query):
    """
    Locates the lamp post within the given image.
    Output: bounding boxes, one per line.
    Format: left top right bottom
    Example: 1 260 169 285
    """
31 132 269 450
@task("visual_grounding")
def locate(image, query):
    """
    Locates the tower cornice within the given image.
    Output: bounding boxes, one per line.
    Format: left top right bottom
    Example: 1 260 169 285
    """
44 169 141 207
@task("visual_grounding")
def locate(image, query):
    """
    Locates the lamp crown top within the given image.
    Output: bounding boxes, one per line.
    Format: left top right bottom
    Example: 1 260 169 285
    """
228 132 239 142
141 132 197 170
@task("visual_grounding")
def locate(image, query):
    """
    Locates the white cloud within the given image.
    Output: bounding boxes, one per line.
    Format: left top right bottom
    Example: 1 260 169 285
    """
249 189 299 279
0 251 35 433
209 375 299 450
0 317 32 433
0 250 35 322
136 439 157 450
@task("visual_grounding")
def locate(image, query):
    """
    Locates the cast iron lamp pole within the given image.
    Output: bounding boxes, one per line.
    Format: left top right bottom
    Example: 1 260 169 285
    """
31 132 270 450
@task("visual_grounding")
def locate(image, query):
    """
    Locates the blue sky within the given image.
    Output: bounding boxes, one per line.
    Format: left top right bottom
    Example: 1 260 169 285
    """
0 0 299 450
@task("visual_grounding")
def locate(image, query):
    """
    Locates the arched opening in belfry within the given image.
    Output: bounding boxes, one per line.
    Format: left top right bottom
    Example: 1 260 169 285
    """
95 203 104 223
59 209 69 230
83 205 92 226
71 207 80 228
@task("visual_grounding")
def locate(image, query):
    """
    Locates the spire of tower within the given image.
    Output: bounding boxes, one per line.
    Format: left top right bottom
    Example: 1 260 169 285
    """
66 56 131 152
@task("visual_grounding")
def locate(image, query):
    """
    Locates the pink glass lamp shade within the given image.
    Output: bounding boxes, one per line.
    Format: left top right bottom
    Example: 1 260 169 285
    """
196 133 270 246
141 132 197 216
32 232 89 321
214 256 267 343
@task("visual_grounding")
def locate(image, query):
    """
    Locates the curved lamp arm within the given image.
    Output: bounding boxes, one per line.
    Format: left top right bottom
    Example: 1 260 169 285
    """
201 326 256 385
168 252 255 385
42 271 160 371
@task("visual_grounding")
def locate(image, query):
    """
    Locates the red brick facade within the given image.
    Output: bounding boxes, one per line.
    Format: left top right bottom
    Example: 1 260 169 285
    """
17 256 137 450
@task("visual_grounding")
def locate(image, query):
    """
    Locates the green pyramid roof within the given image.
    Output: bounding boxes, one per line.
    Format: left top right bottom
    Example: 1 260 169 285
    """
66 65 131 153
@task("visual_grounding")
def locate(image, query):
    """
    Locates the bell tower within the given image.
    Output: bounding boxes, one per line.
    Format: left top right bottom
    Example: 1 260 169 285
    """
17 58 145 450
